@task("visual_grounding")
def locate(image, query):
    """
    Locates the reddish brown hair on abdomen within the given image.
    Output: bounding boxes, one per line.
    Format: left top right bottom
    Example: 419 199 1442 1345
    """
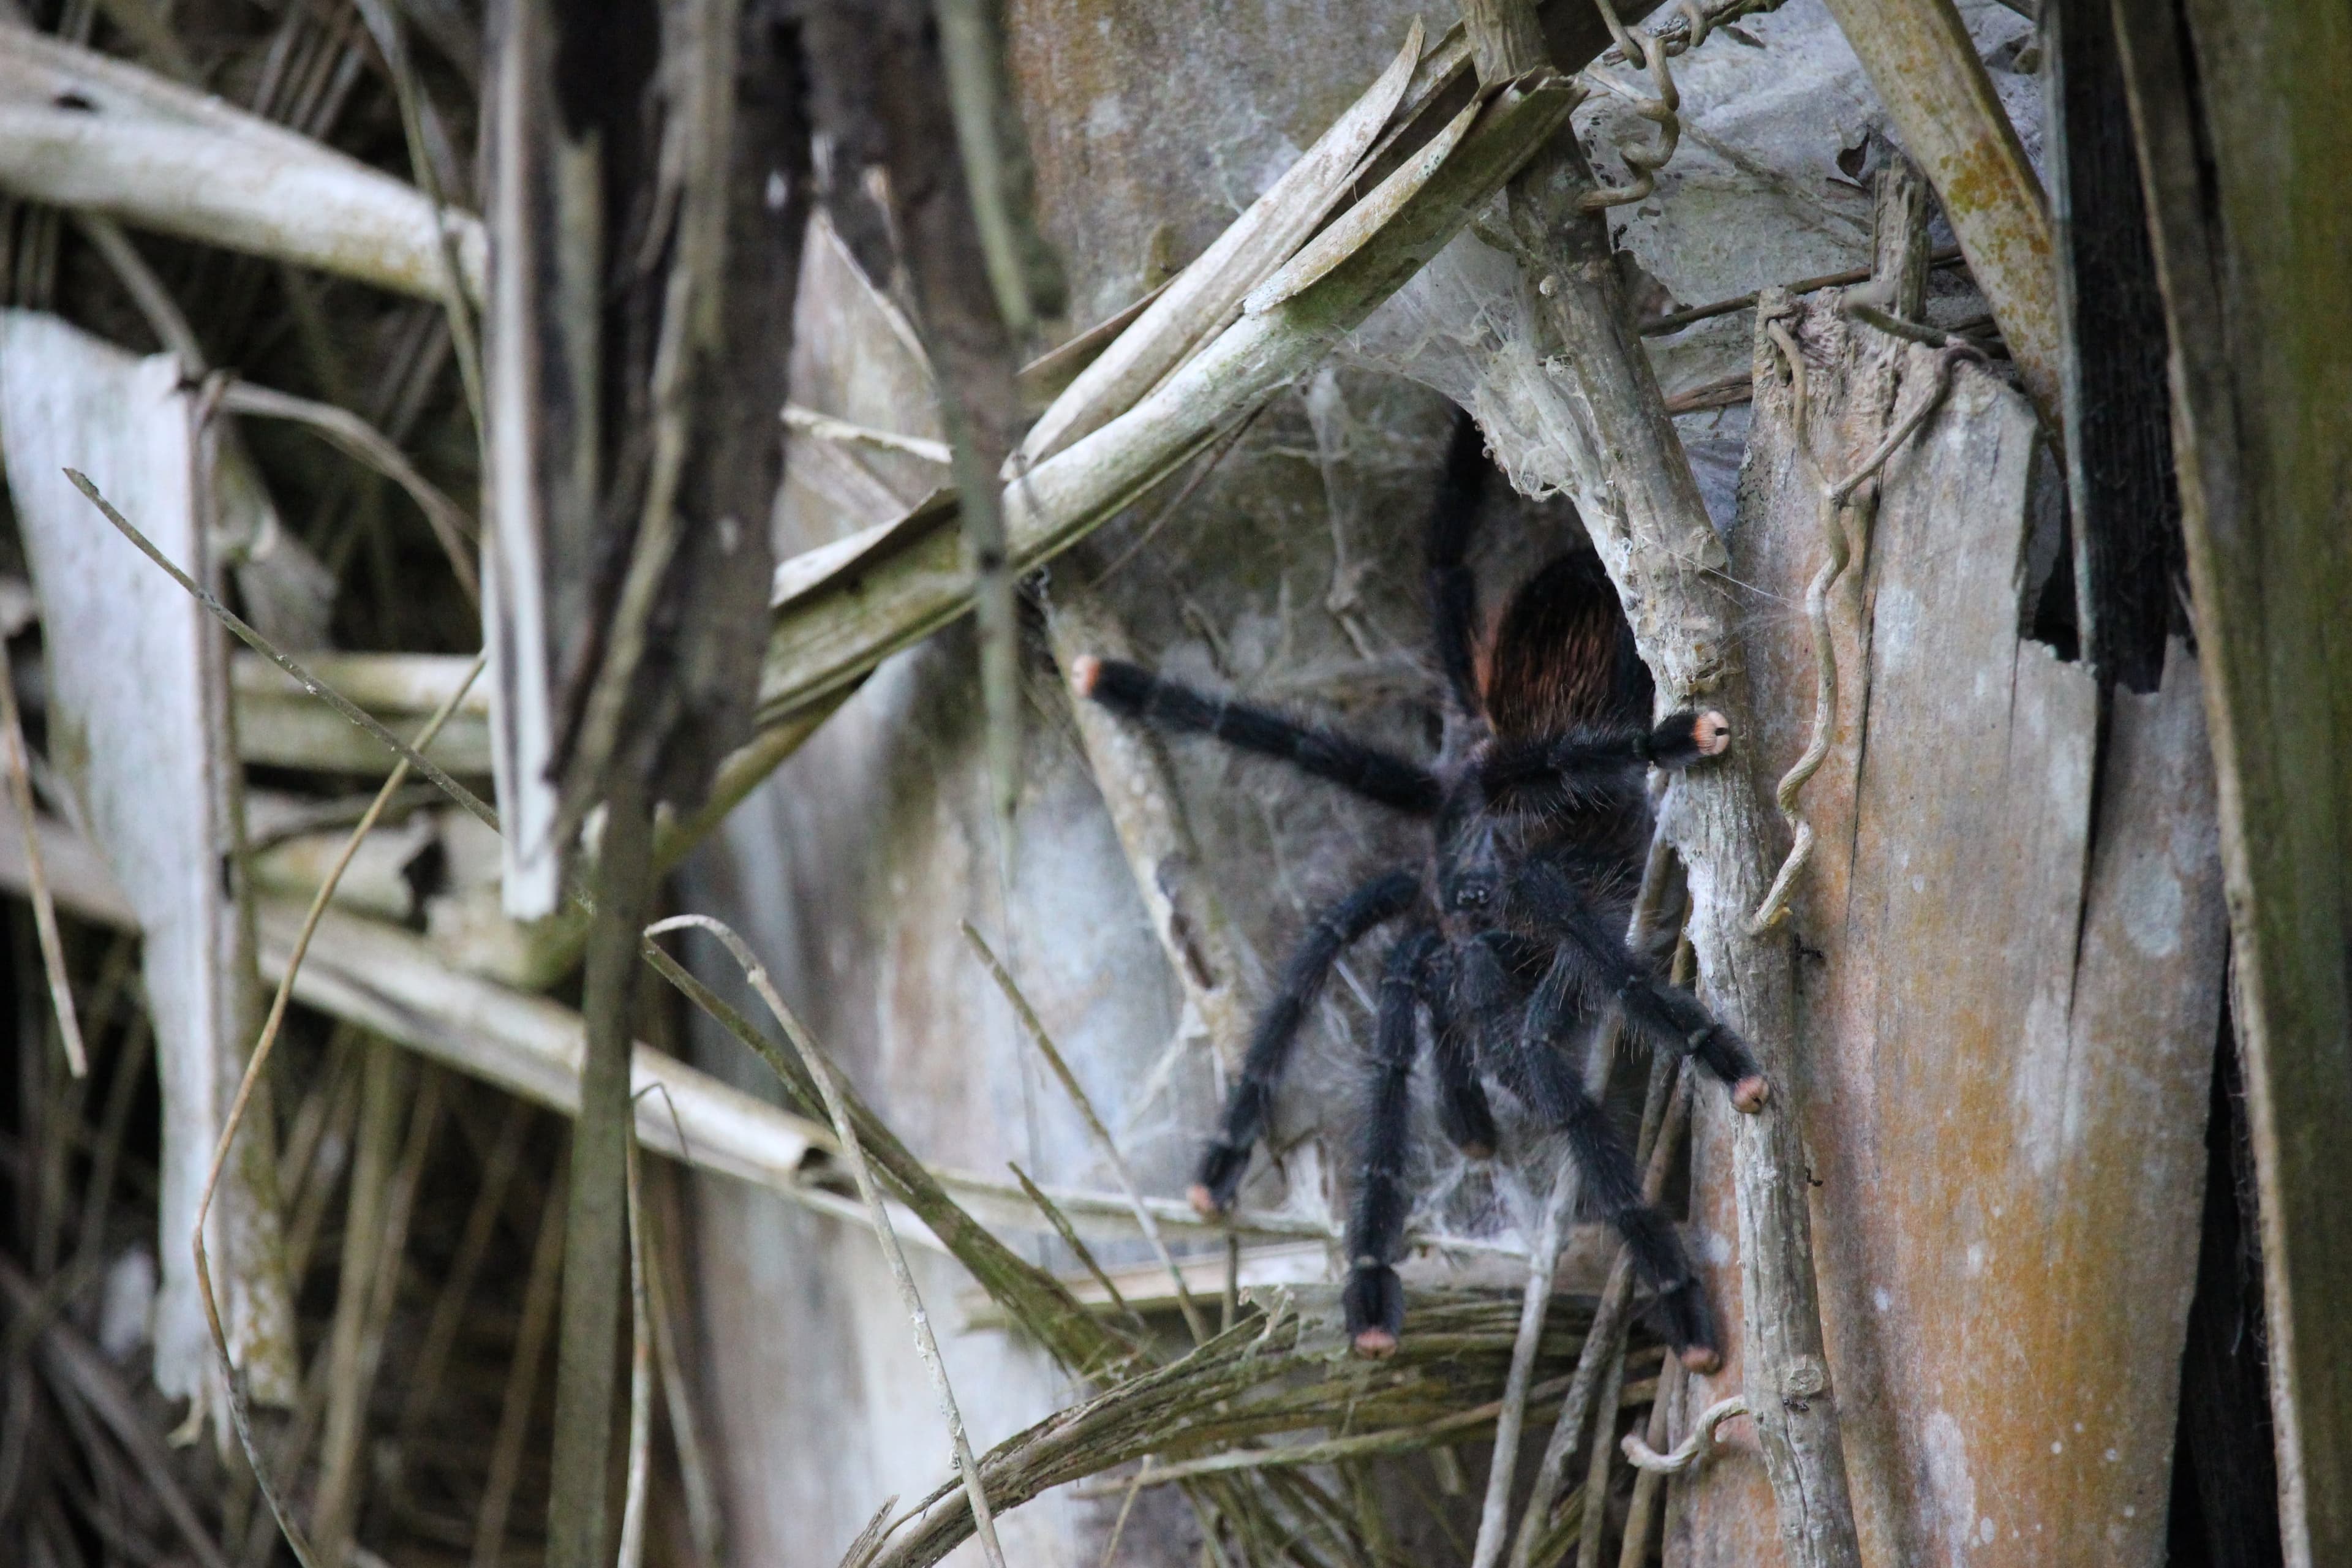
1477 552 1650 741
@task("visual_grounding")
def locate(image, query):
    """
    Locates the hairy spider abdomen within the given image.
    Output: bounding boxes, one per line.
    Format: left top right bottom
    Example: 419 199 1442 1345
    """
1479 549 1652 742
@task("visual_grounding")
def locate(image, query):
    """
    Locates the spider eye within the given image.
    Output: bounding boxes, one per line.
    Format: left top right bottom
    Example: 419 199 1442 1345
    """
1450 880 1493 910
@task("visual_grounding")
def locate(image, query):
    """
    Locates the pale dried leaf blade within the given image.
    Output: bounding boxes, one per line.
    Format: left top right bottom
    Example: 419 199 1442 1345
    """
1012 276 1170 412
262 903 837 1190
1245 85 1485 315
0 29 486 301
0 310 298 1417
1014 14 1426 465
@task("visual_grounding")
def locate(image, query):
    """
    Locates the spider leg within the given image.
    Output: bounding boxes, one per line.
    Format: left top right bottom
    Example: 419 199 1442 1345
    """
1427 407 1487 718
1190 869 1422 1215
1424 940 1499 1158
1342 926 1439 1357
1071 657 1442 816
1513 860 1767 1110
1479 712 1733 816
1493 964 1721 1370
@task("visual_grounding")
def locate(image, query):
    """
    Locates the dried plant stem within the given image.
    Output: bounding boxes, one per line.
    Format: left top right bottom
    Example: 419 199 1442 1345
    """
934 0 1042 334
1621 1393 1748 1474
0 628 83 1076
0 1258 233 1568
67 472 497 831
639 941 1138 1381
615 1133 655 1568
946 388 1023 855
1469 1155 1577 1568
650 915 1009 1568
1096 1462 1151 1568
1615 1352 1684 1567
644 1177 723 1568
0 26 488 301
311 1038 412 1559
276 1039 363 1307
1128 1369 1585 1488
965 919 1210 1343
756 66 1581 733
192 649 483 1229
216 379 478 604
348 0 487 432
1008 1163 1149 1340
70 1009 149 1276
1016 20 1422 465
1638 246 1962 337
1574 1335 1630 1568
1504 1060 1690 1568
1746 310 1976 933
1813 0 2058 426
75 210 205 365
1744 318 1841 935
183 644 483 1562
473 1165 567 1568
1043 582 1251 1068
547 778 655 1568
399 1095 529 1444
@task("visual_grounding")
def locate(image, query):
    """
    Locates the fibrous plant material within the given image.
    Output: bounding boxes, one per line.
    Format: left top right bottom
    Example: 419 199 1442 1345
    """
216 379 478 605
793 0 1060 843
1509 1049 1694 1568
1746 308 1977 935
475 2 805 1559
0 774 1355 1261
854 1287 1604 1568
1469 1159 1577 1568
189 639 487 1564
638 937 1140 1379
0 605 83 1078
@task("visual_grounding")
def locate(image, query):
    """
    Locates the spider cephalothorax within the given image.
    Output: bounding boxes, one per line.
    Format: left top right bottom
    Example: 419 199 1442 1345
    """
1071 411 1765 1369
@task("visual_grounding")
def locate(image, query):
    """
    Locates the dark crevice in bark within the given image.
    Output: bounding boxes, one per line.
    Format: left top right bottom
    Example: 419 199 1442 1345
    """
2167 981 2285 1568
2046 0 2185 692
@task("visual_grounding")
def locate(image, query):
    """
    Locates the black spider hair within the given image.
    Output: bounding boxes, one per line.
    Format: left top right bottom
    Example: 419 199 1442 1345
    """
1074 407 1762 1367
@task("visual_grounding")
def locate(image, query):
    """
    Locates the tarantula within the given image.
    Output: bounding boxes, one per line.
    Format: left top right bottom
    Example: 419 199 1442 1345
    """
1069 411 1768 1371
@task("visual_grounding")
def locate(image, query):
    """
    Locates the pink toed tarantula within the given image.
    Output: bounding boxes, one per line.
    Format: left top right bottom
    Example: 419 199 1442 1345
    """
1071 411 1766 1370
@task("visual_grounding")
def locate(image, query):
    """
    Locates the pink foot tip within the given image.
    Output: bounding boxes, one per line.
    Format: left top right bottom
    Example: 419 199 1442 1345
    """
1680 1344 1724 1374
1732 1075 1770 1114
1694 711 1733 756
1351 1329 1400 1359
1186 1183 1220 1219
1069 654 1103 696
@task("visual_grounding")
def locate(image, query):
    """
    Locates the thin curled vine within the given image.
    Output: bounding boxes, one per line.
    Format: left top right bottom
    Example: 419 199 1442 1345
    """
1746 306 1987 934
1621 1393 1750 1474
1572 0 1786 212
